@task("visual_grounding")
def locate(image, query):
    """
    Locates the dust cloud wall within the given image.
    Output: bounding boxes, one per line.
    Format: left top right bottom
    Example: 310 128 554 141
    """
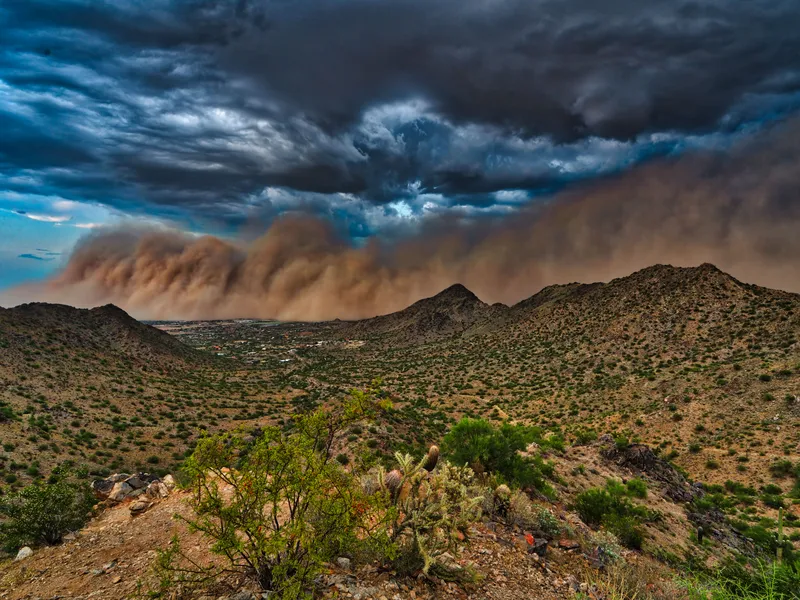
5 121 800 321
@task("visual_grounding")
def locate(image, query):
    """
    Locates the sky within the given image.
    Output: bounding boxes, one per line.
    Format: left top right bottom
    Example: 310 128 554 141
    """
2 0 800 306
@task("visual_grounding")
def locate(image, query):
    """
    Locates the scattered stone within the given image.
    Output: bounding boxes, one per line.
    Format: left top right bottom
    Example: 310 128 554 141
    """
129 499 152 515
558 539 580 551
336 557 352 571
15 546 33 561
230 591 256 600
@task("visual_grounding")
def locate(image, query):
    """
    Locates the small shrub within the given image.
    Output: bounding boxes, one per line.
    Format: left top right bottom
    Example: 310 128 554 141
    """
442 418 554 491
626 478 648 499
575 482 649 550
506 491 560 538
0 469 94 551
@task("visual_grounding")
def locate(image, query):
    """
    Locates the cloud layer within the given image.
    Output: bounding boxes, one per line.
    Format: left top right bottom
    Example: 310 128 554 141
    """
3 0 800 232
7 118 800 320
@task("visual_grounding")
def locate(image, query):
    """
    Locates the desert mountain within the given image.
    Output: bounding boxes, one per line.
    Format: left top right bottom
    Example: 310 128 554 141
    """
340 283 506 344
0 302 203 372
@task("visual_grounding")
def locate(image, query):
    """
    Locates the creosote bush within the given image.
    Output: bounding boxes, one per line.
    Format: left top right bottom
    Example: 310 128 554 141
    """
575 479 652 550
0 467 94 551
155 384 392 599
441 418 556 491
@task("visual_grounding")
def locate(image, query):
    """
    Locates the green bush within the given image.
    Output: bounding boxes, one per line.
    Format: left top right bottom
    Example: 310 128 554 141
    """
441 418 554 490
574 428 598 445
625 478 648 499
575 481 650 549
156 385 391 598
0 469 94 551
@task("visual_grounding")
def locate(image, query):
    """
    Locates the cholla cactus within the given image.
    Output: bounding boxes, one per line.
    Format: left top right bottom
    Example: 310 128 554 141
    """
378 446 483 575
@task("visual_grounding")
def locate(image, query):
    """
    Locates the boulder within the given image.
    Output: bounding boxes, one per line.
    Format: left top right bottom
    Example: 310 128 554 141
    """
162 474 176 490
146 481 170 499
125 476 148 490
108 481 134 502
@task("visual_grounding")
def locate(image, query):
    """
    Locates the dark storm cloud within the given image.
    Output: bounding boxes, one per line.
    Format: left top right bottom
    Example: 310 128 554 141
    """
2 0 800 229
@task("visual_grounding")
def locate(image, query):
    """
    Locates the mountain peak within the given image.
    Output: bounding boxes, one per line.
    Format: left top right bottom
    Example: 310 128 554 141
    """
433 283 479 302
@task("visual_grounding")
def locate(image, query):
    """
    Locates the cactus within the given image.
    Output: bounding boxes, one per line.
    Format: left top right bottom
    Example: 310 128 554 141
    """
377 447 482 576
494 484 511 500
422 445 440 472
383 469 403 500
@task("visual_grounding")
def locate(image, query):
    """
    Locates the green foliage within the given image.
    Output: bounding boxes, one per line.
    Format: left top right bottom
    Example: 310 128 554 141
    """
159 385 390 598
686 559 800 600
378 449 483 578
625 478 648 499
573 428 598 446
0 469 93 551
441 418 554 490
769 460 796 479
574 480 650 549
506 490 561 538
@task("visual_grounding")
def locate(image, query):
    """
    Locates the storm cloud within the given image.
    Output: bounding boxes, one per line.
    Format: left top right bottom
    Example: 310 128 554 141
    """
3 0 800 230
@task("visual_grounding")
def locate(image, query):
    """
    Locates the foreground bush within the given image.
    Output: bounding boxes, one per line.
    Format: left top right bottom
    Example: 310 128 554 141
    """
685 559 800 599
157 386 390 598
0 468 94 551
441 418 555 490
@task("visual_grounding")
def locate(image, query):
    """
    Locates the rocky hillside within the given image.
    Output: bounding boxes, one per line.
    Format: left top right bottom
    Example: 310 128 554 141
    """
0 437 719 600
341 283 505 345
0 303 205 372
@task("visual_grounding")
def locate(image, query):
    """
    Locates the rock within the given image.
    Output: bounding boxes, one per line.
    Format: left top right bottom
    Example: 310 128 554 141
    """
110 473 131 483
529 538 548 557
230 592 256 600
125 476 147 490
336 556 352 570
108 481 134 502
162 474 176 490
129 499 152 515
91 478 115 499
558 539 580 550
146 481 170 499
15 546 33 561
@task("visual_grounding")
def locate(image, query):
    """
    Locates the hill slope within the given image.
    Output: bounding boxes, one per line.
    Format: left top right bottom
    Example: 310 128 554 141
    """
341 283 506 345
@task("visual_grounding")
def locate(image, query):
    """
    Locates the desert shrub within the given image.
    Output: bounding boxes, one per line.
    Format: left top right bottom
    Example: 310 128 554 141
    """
686 558 800 600
626 478 648 499
0 468 93 551
378 447 482 578
441 418 554 490
601 513 643 550
575 482 650 549
0 401 15 422
769 460 796 479
506 490 561 537
156 385 391 599
590 559 680 600
574 428 598 445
